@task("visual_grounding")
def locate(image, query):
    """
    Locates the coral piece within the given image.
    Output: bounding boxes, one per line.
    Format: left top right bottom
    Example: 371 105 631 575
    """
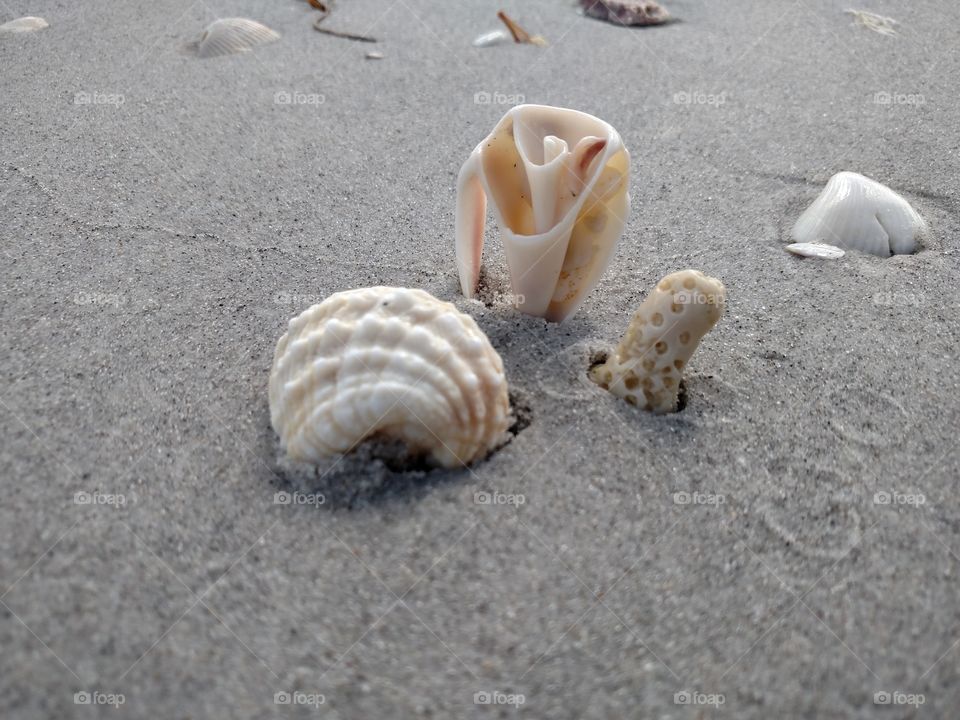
590 270 725 413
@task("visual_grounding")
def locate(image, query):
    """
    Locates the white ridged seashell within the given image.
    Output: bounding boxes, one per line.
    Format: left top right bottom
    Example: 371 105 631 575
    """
589 270 725 413
456 104 631 322
791 172 926 257
785 242 845 260
269 287 511 469
193 18 279 59
0 16 48 33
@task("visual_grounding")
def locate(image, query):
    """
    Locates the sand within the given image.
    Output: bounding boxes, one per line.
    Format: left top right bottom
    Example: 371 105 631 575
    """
1 0 959 717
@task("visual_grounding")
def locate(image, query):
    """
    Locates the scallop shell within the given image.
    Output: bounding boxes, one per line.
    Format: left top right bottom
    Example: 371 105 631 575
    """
456 104 631 322
589 270 725 413
785 242 845 260
791 171 926 257
0 16 48 33
193 18 279 59
269 287 510 469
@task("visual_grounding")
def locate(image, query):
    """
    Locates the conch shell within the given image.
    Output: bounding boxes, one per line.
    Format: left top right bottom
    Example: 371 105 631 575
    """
269 287 510 469
455 104 630 322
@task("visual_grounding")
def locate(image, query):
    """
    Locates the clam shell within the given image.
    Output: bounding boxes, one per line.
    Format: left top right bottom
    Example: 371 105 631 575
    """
0 16 48 33
456 104 631 322
791 171 926 257
785 242 846 260
269 287 510 469
194 18 279 59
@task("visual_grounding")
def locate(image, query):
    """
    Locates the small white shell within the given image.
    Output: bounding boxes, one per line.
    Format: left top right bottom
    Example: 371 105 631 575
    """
456 104 631 322
269 287 510 469
785 242 846 260
194 18 279 59
472 29 511 47
0 16 48 33
791 171 926 257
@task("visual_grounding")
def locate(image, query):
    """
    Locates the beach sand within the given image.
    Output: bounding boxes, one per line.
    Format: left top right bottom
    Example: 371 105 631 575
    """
1 0 958 717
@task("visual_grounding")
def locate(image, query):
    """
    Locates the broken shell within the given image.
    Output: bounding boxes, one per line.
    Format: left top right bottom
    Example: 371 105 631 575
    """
455 104 631 322
785 242 845 260
193 18 279 58
845 9 897 35
269 287 510 469
0 16 48 33
472 29 512 47
791 171 926 257
589 270 725 413
579 0 670 26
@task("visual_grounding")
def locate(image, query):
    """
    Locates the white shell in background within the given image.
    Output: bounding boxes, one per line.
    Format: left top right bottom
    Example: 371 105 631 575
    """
194 18 279 58
269 287 510 469
456 104 631 322
791 171 926 257
0 16 48 33
785 242 845 260
472 29 511 47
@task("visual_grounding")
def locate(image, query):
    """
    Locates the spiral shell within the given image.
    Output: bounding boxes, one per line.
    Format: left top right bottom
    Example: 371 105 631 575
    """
269 287 510 469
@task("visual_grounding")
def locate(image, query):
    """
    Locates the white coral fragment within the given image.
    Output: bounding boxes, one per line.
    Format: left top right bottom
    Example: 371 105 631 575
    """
269 287 510 469
791 171 926 257
589 270 725 413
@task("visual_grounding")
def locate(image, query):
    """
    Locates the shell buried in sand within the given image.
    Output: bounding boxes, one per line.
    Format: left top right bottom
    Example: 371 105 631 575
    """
269 287 511 469
193 18 279 58
785 242 846 260
791 171 926 257
0 16 48 33
590 270 726 413
455 104 631 322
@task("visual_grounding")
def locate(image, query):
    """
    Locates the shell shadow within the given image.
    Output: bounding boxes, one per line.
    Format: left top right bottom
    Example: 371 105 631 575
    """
256 391 531 511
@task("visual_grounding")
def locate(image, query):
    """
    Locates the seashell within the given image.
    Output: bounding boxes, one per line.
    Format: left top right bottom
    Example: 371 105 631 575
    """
589 270 725 413
785 242 845 260
472 29 512 47
845 9 897 36
791 171 926 257
455 104 630 322
0 16 48 33
192 18 279 59
269 287 510 469
579 0 670 26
